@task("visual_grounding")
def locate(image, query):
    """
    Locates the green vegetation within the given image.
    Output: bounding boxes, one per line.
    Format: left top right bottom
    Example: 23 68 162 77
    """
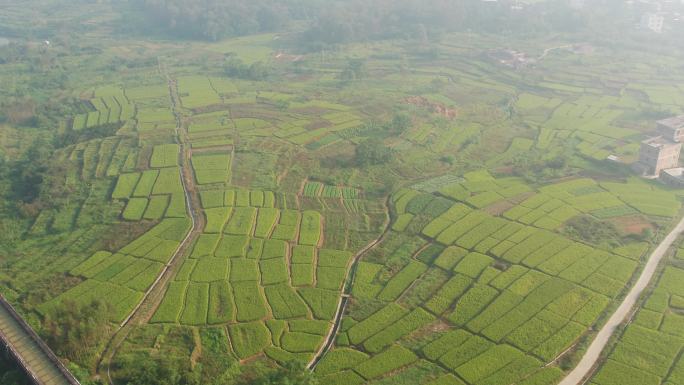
588 238 684 385
3 2 684 384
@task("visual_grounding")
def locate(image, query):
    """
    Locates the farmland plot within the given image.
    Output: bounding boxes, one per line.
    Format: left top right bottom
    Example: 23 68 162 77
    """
319 174 651 385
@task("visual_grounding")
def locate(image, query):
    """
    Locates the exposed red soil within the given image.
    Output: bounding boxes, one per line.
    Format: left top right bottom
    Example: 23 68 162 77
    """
405 96 457 119
609 215 655 235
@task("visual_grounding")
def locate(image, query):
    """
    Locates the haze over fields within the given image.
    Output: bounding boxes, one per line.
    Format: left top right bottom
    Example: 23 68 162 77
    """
1 1 684 385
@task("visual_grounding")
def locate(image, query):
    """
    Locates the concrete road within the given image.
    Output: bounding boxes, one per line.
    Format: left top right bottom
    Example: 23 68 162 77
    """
558 215 684 385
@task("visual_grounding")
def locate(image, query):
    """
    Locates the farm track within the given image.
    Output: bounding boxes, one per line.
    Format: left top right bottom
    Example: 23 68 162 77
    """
558 215 684 385
97 63 206 385
308 196 392 370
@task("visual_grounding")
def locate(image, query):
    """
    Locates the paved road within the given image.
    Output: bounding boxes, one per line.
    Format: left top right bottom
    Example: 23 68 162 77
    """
0 296 80 385
558 215 684 385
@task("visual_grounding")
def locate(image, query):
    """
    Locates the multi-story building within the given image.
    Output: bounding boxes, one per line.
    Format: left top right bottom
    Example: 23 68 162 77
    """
638 136 682 176
641 13 665 33
657 115 684 142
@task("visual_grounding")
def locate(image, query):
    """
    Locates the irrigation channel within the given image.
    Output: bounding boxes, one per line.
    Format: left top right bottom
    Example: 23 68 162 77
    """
558 215 684 385
97 62 206 384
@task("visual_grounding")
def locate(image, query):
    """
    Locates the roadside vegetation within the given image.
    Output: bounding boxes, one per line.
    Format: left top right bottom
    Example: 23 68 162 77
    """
0 1 683 385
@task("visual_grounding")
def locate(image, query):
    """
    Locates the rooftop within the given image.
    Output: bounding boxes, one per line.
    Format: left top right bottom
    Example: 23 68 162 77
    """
663 167 684 179
642 136 680 148
657 115 684 130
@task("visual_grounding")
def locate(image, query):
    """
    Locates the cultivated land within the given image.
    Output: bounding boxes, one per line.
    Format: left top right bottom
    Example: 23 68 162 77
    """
2 4 684 385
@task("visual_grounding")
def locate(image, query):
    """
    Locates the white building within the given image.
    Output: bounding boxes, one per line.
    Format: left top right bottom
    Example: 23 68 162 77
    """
641 13 665 33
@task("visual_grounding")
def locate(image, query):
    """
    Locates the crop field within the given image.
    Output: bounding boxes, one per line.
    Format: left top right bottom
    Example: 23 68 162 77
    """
41 218 190 322
178 76 223 109
588 238 684 385
10 15 684 385
151 189 351 361
192 152 232 185
150 144 179 168
317 169 669 385
304 182 360 199
111 166 184 221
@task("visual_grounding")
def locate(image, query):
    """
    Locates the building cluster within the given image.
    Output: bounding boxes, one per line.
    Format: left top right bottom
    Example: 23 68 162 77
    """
633 0 684 33
636 115 684 187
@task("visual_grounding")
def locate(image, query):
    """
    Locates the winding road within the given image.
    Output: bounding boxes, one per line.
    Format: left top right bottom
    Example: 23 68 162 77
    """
558 215 684 385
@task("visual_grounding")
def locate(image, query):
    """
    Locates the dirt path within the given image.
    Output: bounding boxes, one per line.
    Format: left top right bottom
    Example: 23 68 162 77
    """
307 197 392 370
97 61 206 385
558 215 684 385
537 44 574 61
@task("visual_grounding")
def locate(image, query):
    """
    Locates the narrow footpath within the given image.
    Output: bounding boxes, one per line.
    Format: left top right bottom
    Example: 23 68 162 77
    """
307 197 392 370
558 215 684 385
97 62 206 384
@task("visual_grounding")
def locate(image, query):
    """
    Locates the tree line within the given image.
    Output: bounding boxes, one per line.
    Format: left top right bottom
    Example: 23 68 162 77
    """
130 0 595 47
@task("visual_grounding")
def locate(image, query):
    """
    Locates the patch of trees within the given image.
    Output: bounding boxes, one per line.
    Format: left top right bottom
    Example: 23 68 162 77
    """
129 0 597 46
235 362 317 385
42 299 113 363
564 215 621 247
355 138 394 166
223 57 272 80
133 0 293 41
512 150 570 184
115 355 315 385
2 139 52 205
